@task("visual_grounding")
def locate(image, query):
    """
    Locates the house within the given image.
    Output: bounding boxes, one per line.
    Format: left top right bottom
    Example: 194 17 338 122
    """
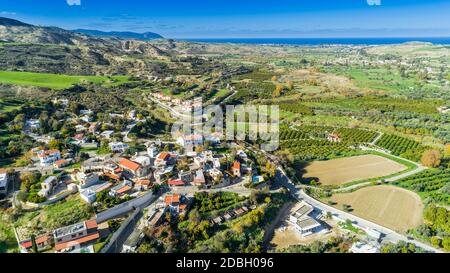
76 172 99 189
327 133 341 143
208 168 223 182
100 130 114 139
153 166 174 183
109 142 129 153
154 152 170 167
37 149 61 166
53 159 70 169
205 132 222 145
289 201 322 236
79 109 93 115
211 216 223 225
19 234 52 253
80 115 93 123
133 156 152 176
0 171 8 196
147 145 159 158
25 119 41 130
168 179 185 188
176 134 203 147
193 169 206 186
236 150 248 159
134 179 152 191
80 189 96 204
232 161 241 177
88 122 100 134
178 170 193 183
38 176 58 198
53 219 100 253
119 158 144 177
109 180 133 197
164 194 188 215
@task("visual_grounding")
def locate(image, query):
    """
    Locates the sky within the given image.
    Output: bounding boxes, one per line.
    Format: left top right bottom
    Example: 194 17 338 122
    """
1 0 450 38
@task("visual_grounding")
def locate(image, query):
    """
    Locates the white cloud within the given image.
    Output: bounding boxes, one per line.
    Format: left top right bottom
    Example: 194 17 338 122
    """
66 0 81 6
367 0 381 5
0 11 17 16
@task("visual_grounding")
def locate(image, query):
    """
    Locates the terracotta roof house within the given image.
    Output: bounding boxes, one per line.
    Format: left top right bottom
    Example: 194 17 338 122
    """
53 219 100 253
119 158 144 177
168 179 185 187
232 161 241 177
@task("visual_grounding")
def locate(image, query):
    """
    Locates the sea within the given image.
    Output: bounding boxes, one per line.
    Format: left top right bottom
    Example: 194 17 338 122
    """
182 37 450 46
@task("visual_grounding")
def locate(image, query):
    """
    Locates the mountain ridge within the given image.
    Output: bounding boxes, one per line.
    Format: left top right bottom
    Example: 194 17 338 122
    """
73 29 163 41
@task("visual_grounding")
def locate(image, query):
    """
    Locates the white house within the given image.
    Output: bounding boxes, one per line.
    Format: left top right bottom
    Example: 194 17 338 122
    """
109 142 129 153
176 134 203 147
100 130 114 139
76 172 99 189
37 150 61 166
0 172 8 196
38 176 58 198
80 189 96 204
289 201 322 236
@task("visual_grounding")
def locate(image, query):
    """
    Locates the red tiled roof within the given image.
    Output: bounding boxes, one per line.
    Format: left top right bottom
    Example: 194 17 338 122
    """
55 232 100 251
116 185 132 194
232 161 241 170
85 219 98 230
168 179 184 186
20 235 50 249
158 152 170 160
119 158 141 172
38 149 60 158
179 204 187 211
165 194 181 205
135 179 152 186
54 159 68 167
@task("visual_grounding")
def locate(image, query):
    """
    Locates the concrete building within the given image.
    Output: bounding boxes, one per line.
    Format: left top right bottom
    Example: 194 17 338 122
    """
289 201 322 236
80 189 97 204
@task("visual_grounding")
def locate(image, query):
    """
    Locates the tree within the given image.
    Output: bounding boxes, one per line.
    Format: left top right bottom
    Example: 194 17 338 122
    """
286 80 294 90
271 76 278 81
420 150 442 167
272 84 283 98
444 144 450 158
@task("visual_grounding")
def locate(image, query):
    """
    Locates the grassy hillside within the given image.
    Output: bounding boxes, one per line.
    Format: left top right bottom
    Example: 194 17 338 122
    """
0 71 131 90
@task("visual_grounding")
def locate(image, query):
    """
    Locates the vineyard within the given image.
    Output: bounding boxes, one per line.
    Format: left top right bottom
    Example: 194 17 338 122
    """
375 134 423 156
393 169 450 205
279 103 314 116
278 125 378 160
284 125 378 143
280 139 352 160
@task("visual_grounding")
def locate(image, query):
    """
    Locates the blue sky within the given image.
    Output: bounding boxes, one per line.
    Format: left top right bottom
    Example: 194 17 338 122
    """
1 0 449 38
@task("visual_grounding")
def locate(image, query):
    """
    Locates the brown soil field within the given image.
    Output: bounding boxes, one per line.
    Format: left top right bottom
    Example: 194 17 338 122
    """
303 154 407 186
329 185 423 232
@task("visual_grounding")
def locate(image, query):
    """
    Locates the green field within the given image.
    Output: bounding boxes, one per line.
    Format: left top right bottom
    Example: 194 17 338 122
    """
0 71 131 90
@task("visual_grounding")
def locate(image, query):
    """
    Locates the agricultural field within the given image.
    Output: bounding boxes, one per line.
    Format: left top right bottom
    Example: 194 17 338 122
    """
393 169 450 205
0 71 131 90
328 185 424 232
302 154 407 186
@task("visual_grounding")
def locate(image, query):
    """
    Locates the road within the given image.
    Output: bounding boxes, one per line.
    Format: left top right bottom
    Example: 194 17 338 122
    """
95 191 157 223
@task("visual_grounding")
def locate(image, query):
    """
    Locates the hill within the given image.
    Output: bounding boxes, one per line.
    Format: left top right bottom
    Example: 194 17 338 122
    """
73 29 163 41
